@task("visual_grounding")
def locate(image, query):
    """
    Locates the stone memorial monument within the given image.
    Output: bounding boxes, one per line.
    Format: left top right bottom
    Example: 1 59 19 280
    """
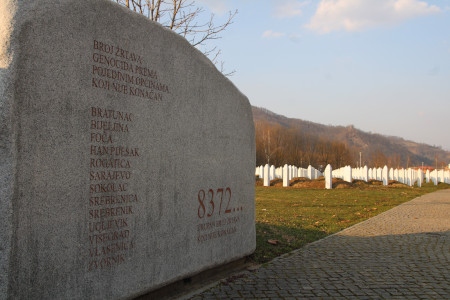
0 0 255 299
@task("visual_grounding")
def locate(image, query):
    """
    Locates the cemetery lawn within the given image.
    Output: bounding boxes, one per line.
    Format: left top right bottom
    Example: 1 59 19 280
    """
250 181 450 264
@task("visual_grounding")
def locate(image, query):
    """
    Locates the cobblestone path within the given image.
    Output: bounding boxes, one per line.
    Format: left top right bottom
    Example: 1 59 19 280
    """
185 189 450 299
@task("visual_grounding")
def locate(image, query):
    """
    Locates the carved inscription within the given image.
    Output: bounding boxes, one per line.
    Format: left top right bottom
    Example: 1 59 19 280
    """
196 188 243 243
88 107 138 271
91 40 170 101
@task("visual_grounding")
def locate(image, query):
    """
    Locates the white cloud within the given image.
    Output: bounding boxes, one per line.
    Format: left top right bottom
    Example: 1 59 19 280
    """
306 0 442 34
262 30 286 39
274 1 309 18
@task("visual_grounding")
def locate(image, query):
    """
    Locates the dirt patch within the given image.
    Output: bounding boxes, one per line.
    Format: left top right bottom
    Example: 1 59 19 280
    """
333 179 353 189
256 176 410 190
271 178 284 187
255 177 264 186
388 180 409 188
291 177 325 189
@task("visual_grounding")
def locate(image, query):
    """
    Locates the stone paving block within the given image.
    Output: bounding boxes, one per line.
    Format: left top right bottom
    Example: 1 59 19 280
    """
186 190 450 299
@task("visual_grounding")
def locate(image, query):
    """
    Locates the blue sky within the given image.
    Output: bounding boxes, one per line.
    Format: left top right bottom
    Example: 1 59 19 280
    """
196 0 450 150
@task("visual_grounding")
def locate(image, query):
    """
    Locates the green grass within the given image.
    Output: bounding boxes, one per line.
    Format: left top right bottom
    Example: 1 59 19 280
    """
250 181 449 264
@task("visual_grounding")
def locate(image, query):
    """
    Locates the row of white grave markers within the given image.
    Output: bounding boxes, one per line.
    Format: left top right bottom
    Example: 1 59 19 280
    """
256 164 450 189
330 165 450 189
255 164 323 187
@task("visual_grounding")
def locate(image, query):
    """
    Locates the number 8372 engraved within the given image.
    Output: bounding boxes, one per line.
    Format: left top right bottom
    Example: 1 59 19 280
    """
197 188 234 219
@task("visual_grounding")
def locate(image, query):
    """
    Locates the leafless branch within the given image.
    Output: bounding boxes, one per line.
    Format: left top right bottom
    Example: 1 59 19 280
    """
112 0 237 76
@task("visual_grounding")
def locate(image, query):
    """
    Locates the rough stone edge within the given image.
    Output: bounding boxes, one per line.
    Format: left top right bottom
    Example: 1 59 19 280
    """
0 1 19 297
104 0 247 100
100 0 254 132
1 1 255 298
1 2 44 297
98 1 256 296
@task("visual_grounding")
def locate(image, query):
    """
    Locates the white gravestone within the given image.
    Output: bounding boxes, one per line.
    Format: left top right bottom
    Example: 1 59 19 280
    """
344 166 352 183
263 164 270 187
363 165 368 182
382 166 389 186
324 164 332 189
417 169 423 187
283 164 289 187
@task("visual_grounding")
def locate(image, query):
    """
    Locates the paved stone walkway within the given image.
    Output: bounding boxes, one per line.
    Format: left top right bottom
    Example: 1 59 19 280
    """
185 189 450 299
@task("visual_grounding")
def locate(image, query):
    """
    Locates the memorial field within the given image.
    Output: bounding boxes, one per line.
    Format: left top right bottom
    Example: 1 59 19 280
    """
251 181 450 264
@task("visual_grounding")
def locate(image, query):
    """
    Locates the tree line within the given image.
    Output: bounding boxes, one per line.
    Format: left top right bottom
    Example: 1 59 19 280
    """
255 120 447 170
255 120 354 171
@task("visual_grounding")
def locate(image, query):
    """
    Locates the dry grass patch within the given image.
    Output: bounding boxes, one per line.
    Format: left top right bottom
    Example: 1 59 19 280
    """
250 180 449 264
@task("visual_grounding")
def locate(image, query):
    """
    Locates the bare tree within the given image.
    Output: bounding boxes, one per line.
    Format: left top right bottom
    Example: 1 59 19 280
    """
255 121 283 166
113 0 237 75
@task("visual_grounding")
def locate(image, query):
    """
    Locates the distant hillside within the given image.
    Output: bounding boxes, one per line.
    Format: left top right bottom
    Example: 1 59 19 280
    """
252 106 450 168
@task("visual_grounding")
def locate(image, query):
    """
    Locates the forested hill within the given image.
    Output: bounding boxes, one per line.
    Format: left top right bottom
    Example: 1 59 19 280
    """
252 106 450 169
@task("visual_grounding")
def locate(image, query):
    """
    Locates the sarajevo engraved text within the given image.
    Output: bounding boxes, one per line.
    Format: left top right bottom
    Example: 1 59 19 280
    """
89 40 243 267
88 107 137 271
